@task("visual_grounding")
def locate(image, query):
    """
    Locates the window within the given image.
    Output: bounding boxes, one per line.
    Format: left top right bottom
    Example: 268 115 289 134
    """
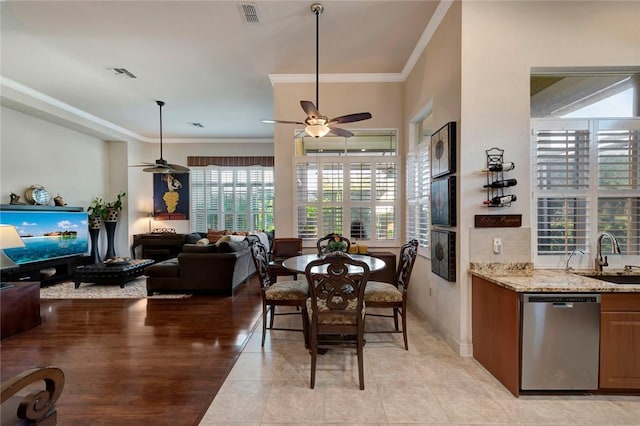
406 111 432 251
533 119 640 265
293 132 398 245
190 166 274 232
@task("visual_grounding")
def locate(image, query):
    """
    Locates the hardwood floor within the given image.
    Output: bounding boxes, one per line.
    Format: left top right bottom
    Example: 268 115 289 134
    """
0 277 264 426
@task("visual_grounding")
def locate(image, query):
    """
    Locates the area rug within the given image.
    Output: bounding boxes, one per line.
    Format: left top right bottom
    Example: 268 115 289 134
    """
40 277 191 299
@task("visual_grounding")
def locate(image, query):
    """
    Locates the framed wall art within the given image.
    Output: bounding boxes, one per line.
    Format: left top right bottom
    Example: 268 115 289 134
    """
431 229 456 282
431 176 456 226
153 172 190 220
431 121 456 178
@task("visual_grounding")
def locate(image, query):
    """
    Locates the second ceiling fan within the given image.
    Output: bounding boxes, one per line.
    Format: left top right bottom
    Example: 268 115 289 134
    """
262 3 372 138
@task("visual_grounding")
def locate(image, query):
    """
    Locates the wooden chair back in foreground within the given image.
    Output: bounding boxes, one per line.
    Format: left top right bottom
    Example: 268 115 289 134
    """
268 238 303 280
316 233 351 255
304 251 370 390
1 366 64 426
249 241 309 347
363 239 419 350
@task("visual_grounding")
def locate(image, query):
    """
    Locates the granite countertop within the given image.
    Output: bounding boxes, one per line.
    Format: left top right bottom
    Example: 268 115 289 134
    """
469 263 640 293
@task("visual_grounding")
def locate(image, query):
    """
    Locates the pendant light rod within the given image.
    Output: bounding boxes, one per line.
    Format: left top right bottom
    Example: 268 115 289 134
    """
156 100 165 160
311 3 323 111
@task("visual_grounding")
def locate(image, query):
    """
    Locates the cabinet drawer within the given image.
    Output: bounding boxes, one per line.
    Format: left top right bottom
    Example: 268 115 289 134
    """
601 293 640 312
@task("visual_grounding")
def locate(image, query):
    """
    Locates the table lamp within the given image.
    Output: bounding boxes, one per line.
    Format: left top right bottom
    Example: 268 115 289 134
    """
1 224 25 271
1 224 25 290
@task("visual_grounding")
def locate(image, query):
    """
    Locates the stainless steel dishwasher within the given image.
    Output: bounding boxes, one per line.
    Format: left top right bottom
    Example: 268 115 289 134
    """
521 293 601 390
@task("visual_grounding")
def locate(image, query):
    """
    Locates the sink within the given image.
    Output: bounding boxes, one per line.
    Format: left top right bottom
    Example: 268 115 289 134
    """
580 274 640 285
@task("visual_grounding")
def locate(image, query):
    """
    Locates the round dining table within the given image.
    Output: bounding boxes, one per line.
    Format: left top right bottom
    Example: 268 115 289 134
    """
282 253 386 274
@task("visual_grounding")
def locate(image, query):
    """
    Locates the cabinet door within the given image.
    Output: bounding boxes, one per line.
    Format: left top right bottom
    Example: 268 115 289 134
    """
600 311 640 389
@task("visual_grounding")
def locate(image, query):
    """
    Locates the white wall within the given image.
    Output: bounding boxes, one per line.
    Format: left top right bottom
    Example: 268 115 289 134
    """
457 0 640 354
402 1 464 354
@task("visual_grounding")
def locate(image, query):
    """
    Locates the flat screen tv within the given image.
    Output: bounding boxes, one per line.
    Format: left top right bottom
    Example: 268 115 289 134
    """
0 209 89 265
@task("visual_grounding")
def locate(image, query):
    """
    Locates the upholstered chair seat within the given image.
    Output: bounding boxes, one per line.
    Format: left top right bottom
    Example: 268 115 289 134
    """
265 280 308 301
364 281 402 302
305 298 365 325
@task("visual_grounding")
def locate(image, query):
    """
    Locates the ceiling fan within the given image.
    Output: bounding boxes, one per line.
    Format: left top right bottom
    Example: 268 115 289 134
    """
131 100 190 173
262 3 372 138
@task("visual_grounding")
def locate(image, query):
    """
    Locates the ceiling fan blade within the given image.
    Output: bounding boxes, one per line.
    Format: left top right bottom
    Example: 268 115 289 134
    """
129 162 157 167
166 163 190 173
261 119 305 125
329 112 372 125
300 100 320 118
142 164 171 173
328 126 353 138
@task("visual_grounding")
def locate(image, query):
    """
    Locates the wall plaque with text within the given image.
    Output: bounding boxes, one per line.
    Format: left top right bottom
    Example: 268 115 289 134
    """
474 214 522 228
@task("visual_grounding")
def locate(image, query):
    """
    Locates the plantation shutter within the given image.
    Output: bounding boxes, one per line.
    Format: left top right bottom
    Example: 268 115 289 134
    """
534 124 590 254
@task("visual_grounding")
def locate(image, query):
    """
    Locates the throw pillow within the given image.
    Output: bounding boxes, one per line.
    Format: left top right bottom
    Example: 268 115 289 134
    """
196 238 210 246
215 235 231 245
185 232 203 244
229 235 246 242
207 229 228 242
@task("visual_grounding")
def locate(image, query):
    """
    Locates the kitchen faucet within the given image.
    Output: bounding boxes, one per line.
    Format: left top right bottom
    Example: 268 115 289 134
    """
595 232 621 272
565 249 585 271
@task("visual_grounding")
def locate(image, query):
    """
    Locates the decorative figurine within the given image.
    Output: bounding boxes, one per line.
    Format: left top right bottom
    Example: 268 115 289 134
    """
9 193 25 205
54 194 67 206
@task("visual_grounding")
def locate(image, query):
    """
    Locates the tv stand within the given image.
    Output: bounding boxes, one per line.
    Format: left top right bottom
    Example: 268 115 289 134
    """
1 255 92 286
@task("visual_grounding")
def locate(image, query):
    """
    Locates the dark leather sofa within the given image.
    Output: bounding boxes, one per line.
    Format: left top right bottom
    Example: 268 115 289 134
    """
144 239 256 296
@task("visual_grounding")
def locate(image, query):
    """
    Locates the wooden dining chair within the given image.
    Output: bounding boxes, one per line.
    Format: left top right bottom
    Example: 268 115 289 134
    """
363 239 418 350
304 251 370 390
250 241 309 347
268 237 303 280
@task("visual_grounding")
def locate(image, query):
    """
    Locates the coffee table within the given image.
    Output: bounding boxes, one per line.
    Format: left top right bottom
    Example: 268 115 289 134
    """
73 259 154 289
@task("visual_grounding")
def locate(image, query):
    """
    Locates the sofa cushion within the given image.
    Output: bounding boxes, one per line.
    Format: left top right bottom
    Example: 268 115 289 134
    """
145 258 180 277
182 244 218 253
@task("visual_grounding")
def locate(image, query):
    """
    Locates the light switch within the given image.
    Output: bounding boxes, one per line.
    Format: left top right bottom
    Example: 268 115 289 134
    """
493 238 502 254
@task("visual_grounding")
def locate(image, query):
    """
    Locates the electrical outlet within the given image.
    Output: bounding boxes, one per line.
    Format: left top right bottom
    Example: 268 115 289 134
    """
493 238 502 254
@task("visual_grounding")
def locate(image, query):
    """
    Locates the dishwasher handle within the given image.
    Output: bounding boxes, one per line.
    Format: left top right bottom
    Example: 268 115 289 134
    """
521 294 601 304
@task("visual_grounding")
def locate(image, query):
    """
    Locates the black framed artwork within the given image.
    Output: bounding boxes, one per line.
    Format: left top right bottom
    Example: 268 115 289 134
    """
431 176 456 226
431 121 456 178
431 229 456 282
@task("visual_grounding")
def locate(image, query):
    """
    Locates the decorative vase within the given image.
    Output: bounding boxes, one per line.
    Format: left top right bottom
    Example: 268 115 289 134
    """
104 209 119 259
89 221 102 264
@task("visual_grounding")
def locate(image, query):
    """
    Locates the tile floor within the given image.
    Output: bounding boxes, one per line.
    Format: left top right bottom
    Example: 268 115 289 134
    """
200 307 640 425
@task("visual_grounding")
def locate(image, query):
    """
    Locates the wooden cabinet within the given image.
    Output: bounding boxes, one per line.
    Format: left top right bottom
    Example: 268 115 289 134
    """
368 251 396 284
1 281 41 339
471 276 520 396
600 293 640 389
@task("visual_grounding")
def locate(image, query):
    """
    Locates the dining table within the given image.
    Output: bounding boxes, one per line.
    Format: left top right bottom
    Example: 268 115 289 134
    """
282 253 386 275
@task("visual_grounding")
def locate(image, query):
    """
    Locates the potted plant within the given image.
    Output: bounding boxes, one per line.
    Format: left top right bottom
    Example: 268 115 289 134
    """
87 197 107 229
104 191 126 222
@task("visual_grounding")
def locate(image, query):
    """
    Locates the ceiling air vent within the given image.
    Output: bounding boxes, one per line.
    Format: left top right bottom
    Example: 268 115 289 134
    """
239 3 259 24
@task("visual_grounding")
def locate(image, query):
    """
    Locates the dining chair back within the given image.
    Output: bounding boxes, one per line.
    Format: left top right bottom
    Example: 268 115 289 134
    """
249 241 309 347
363 239 418 350
304 251 370 390
269 237 303 280
316 233 351 255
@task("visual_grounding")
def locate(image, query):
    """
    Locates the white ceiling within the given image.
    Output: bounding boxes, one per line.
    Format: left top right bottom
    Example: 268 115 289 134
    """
0 1 441 142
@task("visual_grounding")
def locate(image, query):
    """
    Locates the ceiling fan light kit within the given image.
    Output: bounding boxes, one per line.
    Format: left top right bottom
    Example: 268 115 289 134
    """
262 2 372 139
131 100 190 174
